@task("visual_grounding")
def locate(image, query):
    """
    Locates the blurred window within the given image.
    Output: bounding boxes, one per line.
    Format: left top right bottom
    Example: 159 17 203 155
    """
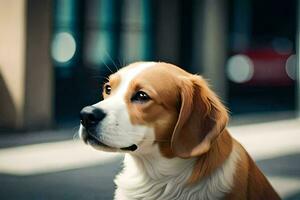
84 0 117 67
227 0 296 115
52 0 154 122
120 0 153 63
52 0 79 68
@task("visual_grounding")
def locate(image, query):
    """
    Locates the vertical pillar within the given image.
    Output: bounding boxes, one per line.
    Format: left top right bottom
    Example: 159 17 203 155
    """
24 0 53 129
297 0 300 118
194 0 227 99
0 0 27 129
0 0 53 130
154 0 180 64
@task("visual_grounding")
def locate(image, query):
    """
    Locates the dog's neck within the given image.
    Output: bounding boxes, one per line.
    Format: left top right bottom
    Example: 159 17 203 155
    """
124 146 195 180
114 132 239 200
114 146 196 200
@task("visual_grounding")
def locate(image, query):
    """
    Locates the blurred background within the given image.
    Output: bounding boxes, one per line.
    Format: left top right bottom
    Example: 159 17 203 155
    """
0 0 300 199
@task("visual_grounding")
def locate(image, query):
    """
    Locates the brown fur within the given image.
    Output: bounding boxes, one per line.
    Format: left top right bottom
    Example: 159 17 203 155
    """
225 140 281 199
224 140 249 200
124 63 185 157
106 62 281 199
188 130 233 184
245 154 281 199
102 73 121 97
171 74 229 158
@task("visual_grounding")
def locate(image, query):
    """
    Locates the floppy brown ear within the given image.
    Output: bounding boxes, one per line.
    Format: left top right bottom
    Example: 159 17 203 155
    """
171 75 228 158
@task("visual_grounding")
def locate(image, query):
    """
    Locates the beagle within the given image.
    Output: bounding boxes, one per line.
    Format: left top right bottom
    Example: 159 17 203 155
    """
79 62 281 200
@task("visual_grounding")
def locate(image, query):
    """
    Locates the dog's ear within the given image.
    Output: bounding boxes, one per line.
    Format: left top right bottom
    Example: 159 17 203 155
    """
171 75 228 158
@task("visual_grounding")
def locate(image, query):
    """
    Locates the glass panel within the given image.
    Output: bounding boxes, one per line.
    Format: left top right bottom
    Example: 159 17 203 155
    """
52 0 79 67
54 0 77 27
83 0 116 67
84 30 113 66
120 0 152 63
227 0 296 115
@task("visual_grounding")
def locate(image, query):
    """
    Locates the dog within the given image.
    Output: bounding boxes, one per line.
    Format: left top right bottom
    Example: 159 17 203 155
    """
79 62 281 200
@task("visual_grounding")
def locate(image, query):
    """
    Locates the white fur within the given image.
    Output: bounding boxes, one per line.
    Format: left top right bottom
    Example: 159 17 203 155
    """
80 62 156 150
115 145 240 200
79 61 239 199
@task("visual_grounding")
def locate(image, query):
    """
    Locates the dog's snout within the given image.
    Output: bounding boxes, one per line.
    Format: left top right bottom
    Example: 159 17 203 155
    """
80 106 106 128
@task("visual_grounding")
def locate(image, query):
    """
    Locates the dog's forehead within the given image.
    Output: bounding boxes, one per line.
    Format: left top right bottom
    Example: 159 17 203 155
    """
113 62 189 91
110 62 156 95
117 62 156 80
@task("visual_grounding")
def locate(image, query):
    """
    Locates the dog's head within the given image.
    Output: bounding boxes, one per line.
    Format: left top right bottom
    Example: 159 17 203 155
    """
79 62 228 158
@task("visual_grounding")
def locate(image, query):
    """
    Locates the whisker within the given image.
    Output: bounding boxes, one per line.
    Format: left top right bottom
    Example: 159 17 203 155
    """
72 126 81 141
103 49 119 72
73 132 80 141
102 61 114 73
89 132 103 143
100 55 114 74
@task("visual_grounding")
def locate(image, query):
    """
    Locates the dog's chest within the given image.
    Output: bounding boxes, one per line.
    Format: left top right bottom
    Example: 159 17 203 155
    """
113 152 238 200
114 170 226 200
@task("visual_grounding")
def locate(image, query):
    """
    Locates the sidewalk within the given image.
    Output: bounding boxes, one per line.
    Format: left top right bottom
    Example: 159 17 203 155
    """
0 118 299 199
230 119 300 199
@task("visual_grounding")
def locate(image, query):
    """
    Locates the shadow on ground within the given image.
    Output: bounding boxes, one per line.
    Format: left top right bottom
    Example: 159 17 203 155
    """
0 153 299 199
257 153 300 200
0 159 122 200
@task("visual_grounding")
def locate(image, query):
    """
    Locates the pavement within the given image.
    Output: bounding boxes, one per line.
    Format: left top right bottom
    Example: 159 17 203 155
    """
0 117 299 200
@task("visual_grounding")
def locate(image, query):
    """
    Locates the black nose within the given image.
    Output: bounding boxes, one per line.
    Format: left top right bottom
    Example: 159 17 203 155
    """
80 106 106 128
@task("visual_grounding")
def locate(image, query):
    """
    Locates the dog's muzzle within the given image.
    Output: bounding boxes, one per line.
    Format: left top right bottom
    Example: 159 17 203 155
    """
80 106 106 129
79 106 138 152
80 106 106 143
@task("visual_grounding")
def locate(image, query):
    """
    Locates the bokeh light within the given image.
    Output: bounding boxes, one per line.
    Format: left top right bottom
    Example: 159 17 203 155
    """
285 54 296 80
226 54 254 83
51 32 76 63
272 37 293 55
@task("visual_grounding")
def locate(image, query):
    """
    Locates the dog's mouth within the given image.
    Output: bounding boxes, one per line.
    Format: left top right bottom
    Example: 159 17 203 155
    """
83 131 138 152
120 144 138 151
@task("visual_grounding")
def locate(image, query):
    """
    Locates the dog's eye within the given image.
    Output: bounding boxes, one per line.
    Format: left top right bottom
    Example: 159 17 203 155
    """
104 85 111 95
131 91 151 103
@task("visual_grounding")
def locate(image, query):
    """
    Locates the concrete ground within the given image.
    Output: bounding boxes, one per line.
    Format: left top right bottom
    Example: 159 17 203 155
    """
0 117 299 200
